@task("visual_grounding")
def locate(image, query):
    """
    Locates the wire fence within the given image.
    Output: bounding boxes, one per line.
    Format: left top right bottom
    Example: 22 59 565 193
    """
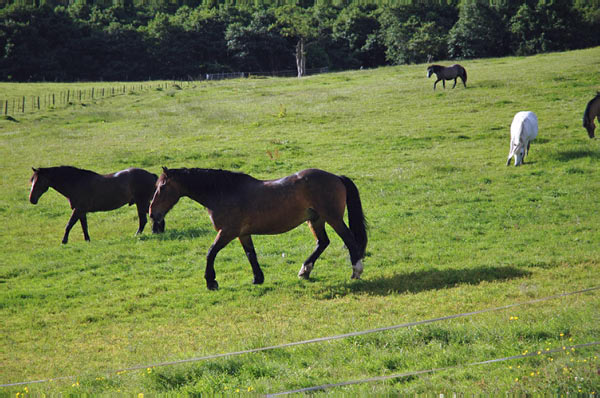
1 286 597 389
0 81 183 117
267 341 600 396
205 67 329 80
0 67 330 117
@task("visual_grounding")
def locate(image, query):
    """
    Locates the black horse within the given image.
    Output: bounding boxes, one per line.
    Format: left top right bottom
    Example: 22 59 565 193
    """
427 64 468 90
149 167 367 290
30 166 165 243
583 92 600 138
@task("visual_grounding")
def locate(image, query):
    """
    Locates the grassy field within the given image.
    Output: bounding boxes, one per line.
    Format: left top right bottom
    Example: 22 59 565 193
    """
1 47 599 395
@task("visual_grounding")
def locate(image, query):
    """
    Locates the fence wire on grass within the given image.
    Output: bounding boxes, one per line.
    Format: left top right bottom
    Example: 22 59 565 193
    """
1 286 597 388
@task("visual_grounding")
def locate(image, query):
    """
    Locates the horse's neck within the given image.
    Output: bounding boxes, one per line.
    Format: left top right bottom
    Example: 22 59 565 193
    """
185 187 218 209
47 170 84 199
593 98 600 120
180 174 244 209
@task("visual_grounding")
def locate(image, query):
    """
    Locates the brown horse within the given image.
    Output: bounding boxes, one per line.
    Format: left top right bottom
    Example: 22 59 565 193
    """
149 167 367 290
29 166 165 244
427 64 467 90
583 92 600 138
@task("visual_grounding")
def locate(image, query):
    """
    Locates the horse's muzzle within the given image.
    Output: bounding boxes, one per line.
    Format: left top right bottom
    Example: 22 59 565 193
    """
29 196 38 205
150 211 163 223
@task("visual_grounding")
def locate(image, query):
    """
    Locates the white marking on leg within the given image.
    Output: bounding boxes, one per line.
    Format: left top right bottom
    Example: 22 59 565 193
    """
298 263 313 279
351 260 363 279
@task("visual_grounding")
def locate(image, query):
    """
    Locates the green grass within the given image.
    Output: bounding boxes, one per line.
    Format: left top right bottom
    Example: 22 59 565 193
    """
1 47 600 395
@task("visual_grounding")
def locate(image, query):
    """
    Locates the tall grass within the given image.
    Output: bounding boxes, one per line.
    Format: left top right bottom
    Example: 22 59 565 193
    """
1 47 599 395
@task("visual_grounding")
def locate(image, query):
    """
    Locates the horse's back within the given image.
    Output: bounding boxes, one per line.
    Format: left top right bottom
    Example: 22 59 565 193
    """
234 169 346 235
512 111 538 140
96 168 157 208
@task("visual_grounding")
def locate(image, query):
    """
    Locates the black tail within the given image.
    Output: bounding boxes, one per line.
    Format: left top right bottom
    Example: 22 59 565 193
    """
462 66 467 85
339 175 368 259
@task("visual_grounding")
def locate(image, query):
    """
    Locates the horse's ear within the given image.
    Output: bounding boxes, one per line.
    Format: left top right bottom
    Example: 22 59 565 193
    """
32 167 38 172
162 166 169 175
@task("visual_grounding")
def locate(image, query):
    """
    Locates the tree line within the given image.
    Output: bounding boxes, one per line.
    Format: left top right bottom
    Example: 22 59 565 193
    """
0 0 598 82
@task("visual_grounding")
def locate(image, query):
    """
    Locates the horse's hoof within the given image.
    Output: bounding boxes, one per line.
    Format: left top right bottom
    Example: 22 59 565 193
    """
351 260 363 279
298 263 313 279
207 280 219 290
253 274 264 285
61 240 68 244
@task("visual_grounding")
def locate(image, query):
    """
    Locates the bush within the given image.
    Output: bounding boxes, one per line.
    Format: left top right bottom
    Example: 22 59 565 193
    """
448 2 510 59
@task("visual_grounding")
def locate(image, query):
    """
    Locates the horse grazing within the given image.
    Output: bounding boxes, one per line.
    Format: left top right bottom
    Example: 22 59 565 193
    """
427 64 467 90
149 167 367 290
583 92 600 138
29 166 165 244
507 111 538 166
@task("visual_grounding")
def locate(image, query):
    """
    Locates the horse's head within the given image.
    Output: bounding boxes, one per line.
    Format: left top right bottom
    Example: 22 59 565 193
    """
149 167 182 224
584 118 595 139
29 167 50 204
426 66 434 78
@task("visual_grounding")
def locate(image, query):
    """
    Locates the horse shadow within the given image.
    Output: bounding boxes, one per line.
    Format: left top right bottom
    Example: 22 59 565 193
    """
315 265 530 299
555 149 600 162
139 226 213 241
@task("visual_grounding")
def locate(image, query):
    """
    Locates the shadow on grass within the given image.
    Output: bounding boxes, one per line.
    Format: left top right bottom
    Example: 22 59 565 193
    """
555 149 600 162
317 265 530 299
140 226 213 241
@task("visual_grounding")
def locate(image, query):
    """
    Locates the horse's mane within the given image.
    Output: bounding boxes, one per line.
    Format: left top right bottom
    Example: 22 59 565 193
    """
583 92 600 125
39 166 99 183
168 168 257 195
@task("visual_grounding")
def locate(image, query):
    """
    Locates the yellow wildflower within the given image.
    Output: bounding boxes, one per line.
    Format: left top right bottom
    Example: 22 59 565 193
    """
138 394 144 398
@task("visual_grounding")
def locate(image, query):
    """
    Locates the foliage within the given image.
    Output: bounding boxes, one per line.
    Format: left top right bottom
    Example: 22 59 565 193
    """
0 1 599 80
509 0 588 56
448 2 510 59
379 4 457 64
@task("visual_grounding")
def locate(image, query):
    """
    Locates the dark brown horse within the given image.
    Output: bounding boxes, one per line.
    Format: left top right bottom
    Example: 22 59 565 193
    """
149 167 367 290
29 166 165 244
583 92 600 138
427 64 467 90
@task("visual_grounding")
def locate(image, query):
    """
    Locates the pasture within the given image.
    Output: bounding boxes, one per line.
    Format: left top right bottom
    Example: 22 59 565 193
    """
1 47 599 395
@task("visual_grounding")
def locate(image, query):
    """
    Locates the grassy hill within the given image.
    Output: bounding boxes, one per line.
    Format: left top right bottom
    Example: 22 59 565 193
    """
1 47 599 395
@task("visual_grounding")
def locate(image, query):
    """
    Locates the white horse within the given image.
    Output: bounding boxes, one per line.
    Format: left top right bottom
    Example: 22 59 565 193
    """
507 111 538 166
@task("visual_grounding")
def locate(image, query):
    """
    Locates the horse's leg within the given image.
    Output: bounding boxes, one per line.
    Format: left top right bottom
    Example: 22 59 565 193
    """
452 78 457 88
442 79 446 89
135 203 148 235
80 213 90 241
434 78 440 90
327 220 363 279
205 230 235 290
298 218 330 279
238 235 264 285
62 209 81 244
